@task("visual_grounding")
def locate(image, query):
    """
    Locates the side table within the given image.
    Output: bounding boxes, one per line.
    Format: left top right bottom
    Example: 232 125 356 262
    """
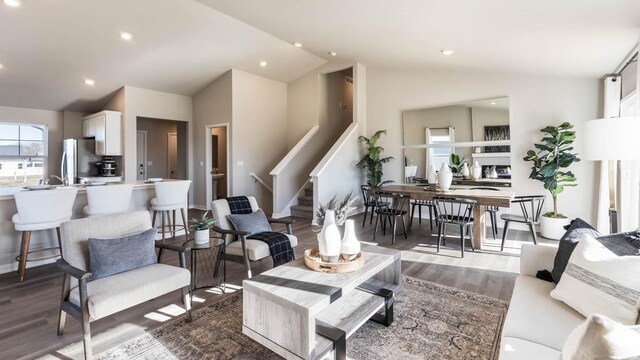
183 237 227 294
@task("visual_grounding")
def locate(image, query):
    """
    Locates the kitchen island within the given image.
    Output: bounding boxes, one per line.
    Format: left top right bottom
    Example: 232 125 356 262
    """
0 180 188 274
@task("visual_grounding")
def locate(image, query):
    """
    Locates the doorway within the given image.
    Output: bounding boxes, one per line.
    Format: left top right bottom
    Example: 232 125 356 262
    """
136 117 187 180
205 124 230 209
136 131 147 180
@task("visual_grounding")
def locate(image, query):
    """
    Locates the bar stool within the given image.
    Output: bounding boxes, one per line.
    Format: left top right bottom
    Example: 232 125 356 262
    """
12 187 78 281
83 184 134 217
151 180 191 243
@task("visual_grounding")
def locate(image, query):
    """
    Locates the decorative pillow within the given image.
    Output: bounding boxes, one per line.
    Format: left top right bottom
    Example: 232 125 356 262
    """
550 234 640 325
561 314 640 360
228 209 271 237
88 228 158 279
551 218 601 283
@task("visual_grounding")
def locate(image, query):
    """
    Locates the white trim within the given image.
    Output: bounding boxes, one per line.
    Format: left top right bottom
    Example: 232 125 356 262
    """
471 152 511 158
205 123 230 210
310 122 359 178
249 172 273 193
270 125 319 176
136 130 147 180
167 132 177 179
403 139 511 149
190 204 207 211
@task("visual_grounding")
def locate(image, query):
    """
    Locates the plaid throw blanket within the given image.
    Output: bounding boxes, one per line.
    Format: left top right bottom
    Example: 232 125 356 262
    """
226 196 294 266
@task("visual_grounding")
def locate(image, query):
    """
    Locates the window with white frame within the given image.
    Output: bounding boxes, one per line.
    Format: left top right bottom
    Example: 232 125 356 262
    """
0 123 47 188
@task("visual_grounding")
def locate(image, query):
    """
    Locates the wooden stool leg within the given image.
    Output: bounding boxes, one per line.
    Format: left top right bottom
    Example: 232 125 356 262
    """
161 211 167 241
172 210 177 239
56 227 62 253
180 208 189 238
152 210 158 228
18 231 31 282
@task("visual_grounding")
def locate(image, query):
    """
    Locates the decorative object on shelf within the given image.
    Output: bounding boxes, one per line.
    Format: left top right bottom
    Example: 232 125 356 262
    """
461 163 470 179
484 165 498 179
437 163 453 191
188 211 215 245
315 191 358 226
471 161 482 180
484 125 511 153
428 164 437 184
474 146 482 154
318 210 341 262
304 247 364 273
340 219 360 260
449 153 467 177
523 122 580 239
357 130 394 187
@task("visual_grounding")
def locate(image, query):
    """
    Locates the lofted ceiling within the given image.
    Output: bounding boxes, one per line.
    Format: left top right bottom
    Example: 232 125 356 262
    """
200 0 640 78
0 0 325 112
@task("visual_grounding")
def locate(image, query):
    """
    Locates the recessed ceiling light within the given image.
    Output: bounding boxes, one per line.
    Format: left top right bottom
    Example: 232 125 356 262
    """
3 0 22 7
440 49 455 56
120 32 133 41
84 79 95 86
490 102 497 105
259 61 267 67
293 42 303 48
328 51 337 57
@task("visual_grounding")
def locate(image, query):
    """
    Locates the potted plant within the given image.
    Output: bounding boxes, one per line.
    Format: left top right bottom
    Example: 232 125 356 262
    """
449 153 468 177
357 130 394 187
188 211 215 245
523 122 580 239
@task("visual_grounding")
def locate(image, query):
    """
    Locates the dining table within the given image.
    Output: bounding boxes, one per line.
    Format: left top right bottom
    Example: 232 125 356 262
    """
374 184 515 249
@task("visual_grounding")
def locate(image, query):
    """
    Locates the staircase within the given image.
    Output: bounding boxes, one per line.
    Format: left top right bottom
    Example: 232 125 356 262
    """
290 185 314 219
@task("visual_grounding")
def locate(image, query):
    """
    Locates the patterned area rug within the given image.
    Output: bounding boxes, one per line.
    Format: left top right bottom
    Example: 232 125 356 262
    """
97 276 508 360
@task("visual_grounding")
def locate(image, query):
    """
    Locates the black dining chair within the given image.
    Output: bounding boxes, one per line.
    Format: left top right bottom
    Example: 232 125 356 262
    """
470 187 501 239
500 195 546 251
373 192 409 244
433 197 476 258
360 185 389 228
409 199 437 230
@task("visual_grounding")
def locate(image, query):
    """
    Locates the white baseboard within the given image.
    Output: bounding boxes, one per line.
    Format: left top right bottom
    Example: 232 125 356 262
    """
190 204 207 211
0 258 56 275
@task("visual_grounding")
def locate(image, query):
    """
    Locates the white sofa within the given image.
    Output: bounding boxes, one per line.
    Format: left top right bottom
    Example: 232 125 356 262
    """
499 243 585 359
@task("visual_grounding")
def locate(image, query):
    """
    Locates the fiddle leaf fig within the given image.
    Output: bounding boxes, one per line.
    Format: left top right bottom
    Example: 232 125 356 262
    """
357 130 394 187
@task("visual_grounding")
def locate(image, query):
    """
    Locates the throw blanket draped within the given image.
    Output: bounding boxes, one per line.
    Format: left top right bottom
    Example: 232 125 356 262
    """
226 196 294 266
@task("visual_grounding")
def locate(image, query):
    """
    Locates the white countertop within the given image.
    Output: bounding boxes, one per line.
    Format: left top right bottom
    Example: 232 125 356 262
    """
0 180 176 201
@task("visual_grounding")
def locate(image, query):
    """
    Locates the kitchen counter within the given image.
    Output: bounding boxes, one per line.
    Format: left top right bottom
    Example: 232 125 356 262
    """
0 180 176 201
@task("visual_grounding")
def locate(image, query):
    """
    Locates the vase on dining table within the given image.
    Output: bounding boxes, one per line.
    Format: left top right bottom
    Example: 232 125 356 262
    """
437 163 453 191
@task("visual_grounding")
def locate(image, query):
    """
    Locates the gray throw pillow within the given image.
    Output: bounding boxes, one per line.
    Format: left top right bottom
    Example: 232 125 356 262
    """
228 209 272 237
88 228 158 279
551 218 600 283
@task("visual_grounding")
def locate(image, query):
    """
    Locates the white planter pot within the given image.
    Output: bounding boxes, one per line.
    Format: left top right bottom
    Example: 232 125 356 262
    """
194 229 210 245
540 215 570 240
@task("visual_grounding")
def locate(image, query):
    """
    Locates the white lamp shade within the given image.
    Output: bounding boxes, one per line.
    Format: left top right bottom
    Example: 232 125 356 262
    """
582 117 640 160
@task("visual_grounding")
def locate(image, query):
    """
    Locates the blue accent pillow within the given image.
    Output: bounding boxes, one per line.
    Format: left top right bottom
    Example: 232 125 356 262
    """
88 228 158 279
228 209 272 237
551 218 600 283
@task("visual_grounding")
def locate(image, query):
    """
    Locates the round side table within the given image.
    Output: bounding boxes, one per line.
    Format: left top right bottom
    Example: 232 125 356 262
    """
183 237 227 293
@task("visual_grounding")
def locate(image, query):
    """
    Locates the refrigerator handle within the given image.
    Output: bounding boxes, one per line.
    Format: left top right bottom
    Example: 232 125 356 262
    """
61 151 67 181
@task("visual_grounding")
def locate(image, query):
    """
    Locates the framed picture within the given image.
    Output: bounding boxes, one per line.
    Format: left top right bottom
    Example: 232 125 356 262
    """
484 125 510 153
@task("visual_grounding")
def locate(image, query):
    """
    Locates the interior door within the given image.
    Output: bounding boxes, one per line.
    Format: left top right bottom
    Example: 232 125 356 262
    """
167 132 178 179
136 131 146 180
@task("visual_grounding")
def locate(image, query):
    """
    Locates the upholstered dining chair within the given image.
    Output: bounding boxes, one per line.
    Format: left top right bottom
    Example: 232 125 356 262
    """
500 195 546 251
211 196 297 278
56 211 191 360
433 197 476 258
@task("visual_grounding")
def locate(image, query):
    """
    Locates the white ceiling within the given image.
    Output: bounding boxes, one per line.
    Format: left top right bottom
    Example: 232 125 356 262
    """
200 0 640 77
0 0 325 111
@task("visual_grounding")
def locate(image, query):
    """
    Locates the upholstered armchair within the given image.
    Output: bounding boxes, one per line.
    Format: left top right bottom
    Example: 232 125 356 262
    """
211 196 297 278
56 211 192 359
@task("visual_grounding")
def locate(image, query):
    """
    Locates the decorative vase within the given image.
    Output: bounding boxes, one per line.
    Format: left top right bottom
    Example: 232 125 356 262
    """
318 210 341 262
437 163 453 191
461 163 470 179
471 161 482 180
194 229 210 245
540 215 571 240
340 219 360 261
427 165 437 184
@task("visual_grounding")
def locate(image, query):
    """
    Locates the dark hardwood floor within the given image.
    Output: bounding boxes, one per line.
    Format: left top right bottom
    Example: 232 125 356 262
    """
0 211 545 359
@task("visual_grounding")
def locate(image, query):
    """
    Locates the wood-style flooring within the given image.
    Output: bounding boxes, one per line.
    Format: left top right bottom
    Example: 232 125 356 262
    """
0 211 554 359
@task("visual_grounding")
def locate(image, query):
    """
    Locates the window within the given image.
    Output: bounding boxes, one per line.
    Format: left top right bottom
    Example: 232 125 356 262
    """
426 127 455 172
0 123 47 188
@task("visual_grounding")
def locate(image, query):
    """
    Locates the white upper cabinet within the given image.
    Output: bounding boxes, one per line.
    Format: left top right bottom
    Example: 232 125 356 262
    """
83 111 122 156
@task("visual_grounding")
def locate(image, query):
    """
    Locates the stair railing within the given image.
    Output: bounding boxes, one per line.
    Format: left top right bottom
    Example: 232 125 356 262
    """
249 173 272 193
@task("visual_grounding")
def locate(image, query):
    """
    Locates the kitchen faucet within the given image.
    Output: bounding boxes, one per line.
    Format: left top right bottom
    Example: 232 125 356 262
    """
49 175 69 186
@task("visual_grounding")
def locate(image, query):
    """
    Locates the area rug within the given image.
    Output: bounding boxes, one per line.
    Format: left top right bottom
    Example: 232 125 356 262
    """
96 276 508 360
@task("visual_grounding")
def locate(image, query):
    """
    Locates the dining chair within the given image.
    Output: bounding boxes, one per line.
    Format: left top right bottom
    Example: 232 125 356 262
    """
500 195 546 251
373 192 409 244
409 199 437 230
360 185 377 227
433 197 476 258
470 187 500 239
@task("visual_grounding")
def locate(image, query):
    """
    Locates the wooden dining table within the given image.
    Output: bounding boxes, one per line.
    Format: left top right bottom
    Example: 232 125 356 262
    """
374 184 515 249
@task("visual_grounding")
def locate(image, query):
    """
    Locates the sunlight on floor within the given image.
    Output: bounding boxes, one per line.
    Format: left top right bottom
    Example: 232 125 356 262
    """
144 311 172 322
157 304 186 317
205 282 242 295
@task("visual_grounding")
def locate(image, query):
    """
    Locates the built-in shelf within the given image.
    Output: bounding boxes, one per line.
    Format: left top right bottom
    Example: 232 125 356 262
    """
403 139 510 149
471 152 511 158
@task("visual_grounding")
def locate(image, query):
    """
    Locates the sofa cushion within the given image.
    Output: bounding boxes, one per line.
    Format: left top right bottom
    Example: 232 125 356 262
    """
88 228 157 279
561 314 640 360
550 234 640 325
228 209 272 237
502 276 585 351
70 263 190 320
500 337 560 360
226 234 297 261
551 218 600 283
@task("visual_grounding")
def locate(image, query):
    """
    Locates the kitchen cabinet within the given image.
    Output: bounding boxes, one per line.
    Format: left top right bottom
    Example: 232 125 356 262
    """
83 111 122 156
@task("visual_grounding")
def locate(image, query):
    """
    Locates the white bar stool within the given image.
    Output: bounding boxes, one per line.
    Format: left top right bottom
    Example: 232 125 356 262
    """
151 180 191 243
83 184 134 217
12 187 78 281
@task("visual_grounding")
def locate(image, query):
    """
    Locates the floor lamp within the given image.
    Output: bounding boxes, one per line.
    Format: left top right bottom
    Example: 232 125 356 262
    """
583 116 640 233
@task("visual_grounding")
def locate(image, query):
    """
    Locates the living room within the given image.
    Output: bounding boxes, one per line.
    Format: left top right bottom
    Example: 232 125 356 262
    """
0 1 639 359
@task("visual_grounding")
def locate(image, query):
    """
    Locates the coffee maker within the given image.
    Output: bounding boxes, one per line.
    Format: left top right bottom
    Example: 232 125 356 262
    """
96 157 118 177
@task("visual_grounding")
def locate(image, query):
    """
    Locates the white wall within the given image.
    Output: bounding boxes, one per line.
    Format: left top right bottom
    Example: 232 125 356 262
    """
62 110 87 139
367 67 601 223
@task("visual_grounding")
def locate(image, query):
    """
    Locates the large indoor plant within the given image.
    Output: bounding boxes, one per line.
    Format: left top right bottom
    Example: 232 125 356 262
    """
523 122 580 239
357 130 394 187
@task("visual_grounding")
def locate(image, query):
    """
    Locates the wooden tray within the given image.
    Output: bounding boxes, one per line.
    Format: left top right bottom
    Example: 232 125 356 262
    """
304 247 364 273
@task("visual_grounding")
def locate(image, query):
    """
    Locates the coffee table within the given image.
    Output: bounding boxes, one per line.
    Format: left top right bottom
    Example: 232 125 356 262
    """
242 245 401 360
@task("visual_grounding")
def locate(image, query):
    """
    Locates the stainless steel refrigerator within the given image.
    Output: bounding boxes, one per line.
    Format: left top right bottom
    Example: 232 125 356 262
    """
61 139 101 184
